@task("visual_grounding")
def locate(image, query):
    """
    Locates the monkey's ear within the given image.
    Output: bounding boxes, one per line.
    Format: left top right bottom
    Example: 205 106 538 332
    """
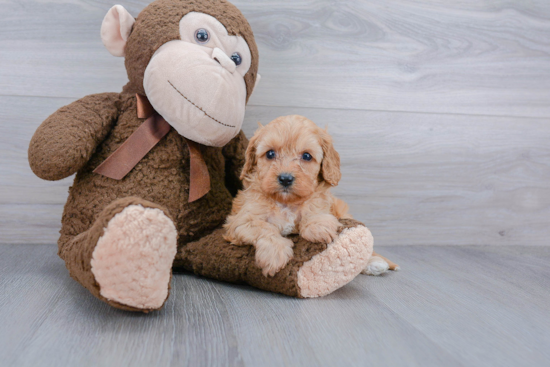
252 73 262 92
251 74 261 95
101 5 135 57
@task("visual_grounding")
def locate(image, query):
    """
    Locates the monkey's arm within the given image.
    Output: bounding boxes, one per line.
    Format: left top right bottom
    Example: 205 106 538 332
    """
222 130 248 196
28 93 120 181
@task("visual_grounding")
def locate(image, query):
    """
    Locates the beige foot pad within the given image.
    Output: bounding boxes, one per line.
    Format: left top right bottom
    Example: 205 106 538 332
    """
297 226 373 298
91 205 177 310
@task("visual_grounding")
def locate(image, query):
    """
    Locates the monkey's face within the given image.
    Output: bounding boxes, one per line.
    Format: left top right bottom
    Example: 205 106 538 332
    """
100 3 260 148
144 13 252 147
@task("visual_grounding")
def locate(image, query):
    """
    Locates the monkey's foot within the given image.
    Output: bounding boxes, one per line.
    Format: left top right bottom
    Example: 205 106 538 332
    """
91 204 177 310
297 225 373 298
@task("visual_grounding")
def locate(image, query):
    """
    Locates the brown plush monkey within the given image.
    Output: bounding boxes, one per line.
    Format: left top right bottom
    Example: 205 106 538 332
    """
28 0 375 312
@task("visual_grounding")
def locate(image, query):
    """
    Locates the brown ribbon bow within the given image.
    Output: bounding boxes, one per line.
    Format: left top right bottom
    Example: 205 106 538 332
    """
94 94 211 203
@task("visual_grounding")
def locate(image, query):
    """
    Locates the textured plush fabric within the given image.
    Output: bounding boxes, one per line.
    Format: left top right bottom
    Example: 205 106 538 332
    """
173 219 366 297
28 93 120 181
27 0 370 312
47 92 245 247
101 5 135 57
27 0 259 311
123 0 259 102
30 89 248 311
143 12 251 147
297 225 373 298
91 204 178 309
58 197 173 312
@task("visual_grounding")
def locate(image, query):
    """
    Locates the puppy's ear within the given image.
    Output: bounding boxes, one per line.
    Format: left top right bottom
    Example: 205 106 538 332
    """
240 126 263 181
319 129 341 186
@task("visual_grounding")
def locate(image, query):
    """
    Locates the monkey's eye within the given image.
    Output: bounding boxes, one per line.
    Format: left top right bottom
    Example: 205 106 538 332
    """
266 150 276 160
231 52 242 66
302 152 312 161
194 29 209 44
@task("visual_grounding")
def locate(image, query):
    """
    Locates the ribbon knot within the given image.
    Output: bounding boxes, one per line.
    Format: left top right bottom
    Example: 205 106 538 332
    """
93 94 211 203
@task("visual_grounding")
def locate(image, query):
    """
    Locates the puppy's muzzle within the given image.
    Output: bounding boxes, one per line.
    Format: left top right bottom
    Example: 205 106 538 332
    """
278 173 294 188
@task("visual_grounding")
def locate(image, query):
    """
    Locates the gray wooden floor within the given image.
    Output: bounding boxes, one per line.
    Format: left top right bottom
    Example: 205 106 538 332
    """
1 244 549 367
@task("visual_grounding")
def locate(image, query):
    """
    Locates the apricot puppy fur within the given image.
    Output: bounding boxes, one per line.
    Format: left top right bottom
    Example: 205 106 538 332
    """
223 115 352 276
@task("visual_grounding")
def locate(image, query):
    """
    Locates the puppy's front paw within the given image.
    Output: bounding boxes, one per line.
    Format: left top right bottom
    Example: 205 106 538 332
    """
301 215 341 244
255 236 294 277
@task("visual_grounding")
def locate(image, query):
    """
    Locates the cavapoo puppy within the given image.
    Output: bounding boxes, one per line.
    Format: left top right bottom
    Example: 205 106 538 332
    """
223 115 398 276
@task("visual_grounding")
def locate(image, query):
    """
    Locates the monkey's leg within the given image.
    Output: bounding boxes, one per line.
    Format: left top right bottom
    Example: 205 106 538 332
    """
173 219 373 298
58 197 177 312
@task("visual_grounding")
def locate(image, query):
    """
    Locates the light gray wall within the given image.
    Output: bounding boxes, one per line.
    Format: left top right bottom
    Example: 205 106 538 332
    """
1 0 549 245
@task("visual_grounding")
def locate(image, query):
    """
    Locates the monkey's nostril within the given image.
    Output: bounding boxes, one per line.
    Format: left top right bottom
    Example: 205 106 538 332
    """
212 47 236 73
213 57 220 65
278 173 294 188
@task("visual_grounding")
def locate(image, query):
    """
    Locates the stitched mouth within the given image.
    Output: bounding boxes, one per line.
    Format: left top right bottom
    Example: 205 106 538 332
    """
168 80 236 128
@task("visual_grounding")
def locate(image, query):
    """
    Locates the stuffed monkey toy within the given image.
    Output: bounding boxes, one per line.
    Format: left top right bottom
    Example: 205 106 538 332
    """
28 0 377 312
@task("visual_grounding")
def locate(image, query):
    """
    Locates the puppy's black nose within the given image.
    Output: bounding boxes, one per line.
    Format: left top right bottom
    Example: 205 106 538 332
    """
278 173 294 187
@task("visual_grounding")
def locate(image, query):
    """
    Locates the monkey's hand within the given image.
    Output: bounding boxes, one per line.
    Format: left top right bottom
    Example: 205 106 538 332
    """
28 93 120 181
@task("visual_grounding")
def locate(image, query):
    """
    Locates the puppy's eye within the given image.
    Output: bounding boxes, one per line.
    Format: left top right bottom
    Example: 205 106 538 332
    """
194 29 209 44
231 52 242 66
266 150 276 160
302 152 312 161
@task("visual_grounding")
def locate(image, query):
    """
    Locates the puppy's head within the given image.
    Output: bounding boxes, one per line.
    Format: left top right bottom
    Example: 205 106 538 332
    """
241 115 341 204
